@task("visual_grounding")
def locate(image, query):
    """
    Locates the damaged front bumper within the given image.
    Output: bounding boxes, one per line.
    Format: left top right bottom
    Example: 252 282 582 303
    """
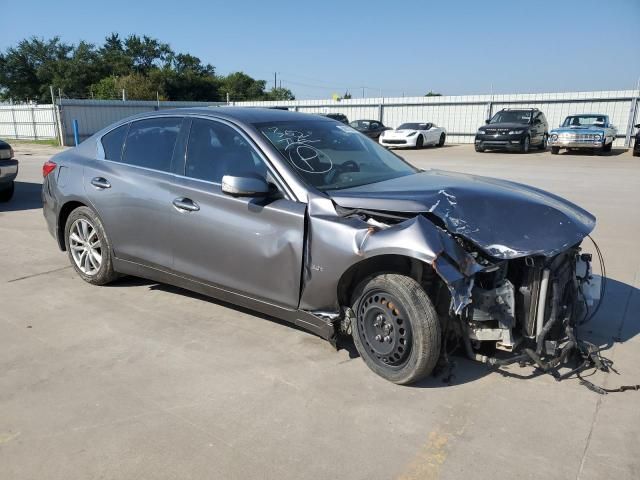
301 193 599 375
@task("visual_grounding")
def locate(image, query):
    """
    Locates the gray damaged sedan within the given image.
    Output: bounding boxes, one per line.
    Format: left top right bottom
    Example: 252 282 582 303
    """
42 108 600 384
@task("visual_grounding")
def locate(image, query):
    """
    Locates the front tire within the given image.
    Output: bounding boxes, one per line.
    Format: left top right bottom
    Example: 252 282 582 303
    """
351 274 441 385
538 134 548 150
520 135 530 153
551 146 560 155
0 181 15 202
438 133 446 147
475 144 485 152
65 206 118 285
415 135 424 149
602 141 612 153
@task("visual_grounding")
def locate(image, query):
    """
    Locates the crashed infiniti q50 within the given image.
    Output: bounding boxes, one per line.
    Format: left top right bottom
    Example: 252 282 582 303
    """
42 108 600 385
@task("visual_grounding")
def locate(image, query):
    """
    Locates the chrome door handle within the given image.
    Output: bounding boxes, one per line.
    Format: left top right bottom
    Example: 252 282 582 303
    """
172 197 200 212
91 177 111 189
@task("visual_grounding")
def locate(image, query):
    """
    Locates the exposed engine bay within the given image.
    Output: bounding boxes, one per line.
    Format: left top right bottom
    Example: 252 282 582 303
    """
327 205 605 382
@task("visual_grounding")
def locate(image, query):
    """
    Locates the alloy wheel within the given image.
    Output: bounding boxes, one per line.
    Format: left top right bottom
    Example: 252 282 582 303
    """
69 218 102 275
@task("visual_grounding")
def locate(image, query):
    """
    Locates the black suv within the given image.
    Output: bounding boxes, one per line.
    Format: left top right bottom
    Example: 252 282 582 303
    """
320 113 349 124
475 108 548 153
633 123 640 157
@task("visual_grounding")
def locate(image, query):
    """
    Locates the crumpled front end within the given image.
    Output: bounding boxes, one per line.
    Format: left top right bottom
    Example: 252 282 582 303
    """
300 190 599 374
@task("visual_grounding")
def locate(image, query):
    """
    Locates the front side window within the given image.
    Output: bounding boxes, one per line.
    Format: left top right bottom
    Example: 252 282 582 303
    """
257 120 417 191
101 124 129 161
490 111 533 124
122 117 182 171
185 119 268 183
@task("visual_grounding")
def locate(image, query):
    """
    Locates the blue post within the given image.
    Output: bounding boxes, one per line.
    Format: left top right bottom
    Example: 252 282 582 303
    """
72 119 80 146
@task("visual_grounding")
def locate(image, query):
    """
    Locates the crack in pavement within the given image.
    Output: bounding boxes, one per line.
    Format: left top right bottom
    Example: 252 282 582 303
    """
7 265 71 283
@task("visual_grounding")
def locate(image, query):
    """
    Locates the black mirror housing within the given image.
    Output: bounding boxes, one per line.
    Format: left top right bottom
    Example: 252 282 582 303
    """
221 175 270 197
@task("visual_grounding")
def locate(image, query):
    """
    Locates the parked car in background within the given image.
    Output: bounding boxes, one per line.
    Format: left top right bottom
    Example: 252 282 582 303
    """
320 113 349 124
349 119 390 139
0 139 17 202
634 123 640 157
379 122 446 149
548 114 617 155
475 108 548 153
42 108 598 385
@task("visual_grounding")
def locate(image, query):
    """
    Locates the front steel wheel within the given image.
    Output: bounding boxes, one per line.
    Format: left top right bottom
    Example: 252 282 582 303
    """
351 274 441 385
65 206 118 285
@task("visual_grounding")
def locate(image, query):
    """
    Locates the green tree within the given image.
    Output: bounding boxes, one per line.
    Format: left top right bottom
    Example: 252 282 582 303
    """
91 73 164 100
266 87 295 101
220 72 268 101
0 35 285 103
0 36 72 102
425 91 442 97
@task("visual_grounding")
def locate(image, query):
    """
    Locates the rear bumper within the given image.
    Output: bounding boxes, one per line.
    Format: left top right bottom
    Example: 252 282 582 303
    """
0 159 18 185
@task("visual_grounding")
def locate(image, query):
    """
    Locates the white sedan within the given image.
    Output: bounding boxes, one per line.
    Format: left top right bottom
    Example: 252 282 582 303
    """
379 122 446 149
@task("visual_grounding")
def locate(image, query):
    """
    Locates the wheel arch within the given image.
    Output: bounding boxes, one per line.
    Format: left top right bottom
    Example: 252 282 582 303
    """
336 254 446 308
57 200 89 250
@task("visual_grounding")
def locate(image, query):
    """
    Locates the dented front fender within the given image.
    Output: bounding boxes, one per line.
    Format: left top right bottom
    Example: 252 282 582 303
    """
299 195 483 314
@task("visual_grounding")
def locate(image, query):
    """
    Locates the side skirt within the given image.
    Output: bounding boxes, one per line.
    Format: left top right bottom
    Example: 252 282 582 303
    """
113 258 336 341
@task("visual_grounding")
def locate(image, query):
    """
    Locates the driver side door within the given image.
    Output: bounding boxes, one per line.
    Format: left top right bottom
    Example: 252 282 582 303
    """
170 117 307 308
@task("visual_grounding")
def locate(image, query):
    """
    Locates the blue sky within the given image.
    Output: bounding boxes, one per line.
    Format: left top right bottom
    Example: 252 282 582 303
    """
2 0 639 99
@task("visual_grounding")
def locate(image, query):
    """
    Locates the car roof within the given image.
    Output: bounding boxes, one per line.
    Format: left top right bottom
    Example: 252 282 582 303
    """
129 106 334 126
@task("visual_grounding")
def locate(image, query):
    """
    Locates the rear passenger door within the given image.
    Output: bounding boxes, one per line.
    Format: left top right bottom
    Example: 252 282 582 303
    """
85 116 185 269
171 117 306 308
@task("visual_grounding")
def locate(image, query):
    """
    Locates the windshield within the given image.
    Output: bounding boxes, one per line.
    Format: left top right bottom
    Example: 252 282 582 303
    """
562 115 607 127
489 111 532 124
256 120 418 191
398 123 428 130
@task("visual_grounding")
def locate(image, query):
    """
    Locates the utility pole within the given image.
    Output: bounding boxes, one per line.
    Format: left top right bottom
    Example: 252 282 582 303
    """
274 72 277 91
122 89 126 102
226 92 230 105
362 87 365 99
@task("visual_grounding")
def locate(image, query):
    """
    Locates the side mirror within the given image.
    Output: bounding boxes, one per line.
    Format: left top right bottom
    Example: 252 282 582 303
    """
221 175 270 197
485 119 490 124
635 124 640 129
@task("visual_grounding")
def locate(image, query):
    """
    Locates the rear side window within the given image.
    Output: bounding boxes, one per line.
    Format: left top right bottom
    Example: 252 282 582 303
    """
101 124 128 161
122 117 182 172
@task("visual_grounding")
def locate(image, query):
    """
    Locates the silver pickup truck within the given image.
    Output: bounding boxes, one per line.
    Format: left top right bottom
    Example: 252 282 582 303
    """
548 114 617 154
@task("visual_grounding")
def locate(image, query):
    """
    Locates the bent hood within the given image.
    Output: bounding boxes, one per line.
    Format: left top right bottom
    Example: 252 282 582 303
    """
328 170 595 260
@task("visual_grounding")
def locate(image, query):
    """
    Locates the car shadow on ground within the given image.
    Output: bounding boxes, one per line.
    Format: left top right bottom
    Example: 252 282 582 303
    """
105 274 638 389
0 181 42 212
555 148 628 157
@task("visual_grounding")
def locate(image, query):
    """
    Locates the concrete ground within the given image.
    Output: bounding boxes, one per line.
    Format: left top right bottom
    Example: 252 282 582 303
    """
1 142 638 480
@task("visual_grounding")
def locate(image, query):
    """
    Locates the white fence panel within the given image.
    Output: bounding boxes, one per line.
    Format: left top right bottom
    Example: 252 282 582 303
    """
0 104 58 140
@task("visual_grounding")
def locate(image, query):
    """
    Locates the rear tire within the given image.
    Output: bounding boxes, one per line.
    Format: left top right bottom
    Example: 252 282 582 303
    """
415 135 424 149
351 274 441 385
438 133 446 147
65 206 118 285
0 181 15 202
551 146 560 155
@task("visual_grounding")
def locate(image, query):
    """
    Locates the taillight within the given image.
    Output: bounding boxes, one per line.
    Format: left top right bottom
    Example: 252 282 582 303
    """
43 160 57 178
